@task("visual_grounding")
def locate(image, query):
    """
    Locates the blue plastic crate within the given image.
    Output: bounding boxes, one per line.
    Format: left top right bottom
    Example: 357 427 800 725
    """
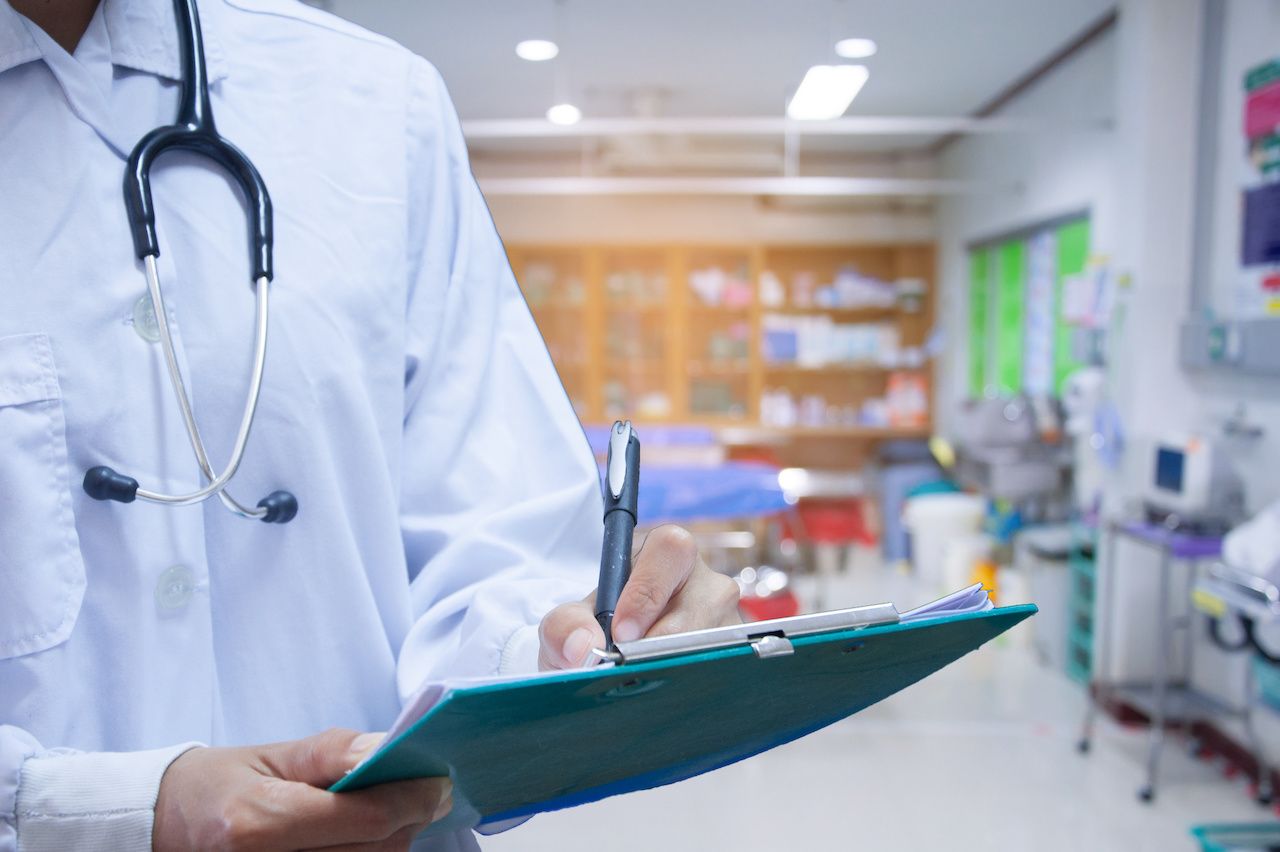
1254 655 1280 714
1191 823 1280 851
1066 637 1092 684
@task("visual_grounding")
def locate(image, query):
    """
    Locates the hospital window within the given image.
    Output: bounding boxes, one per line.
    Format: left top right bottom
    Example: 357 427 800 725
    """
967 217 1089 399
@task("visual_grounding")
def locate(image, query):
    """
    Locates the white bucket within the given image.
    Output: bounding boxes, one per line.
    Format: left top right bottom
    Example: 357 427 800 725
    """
903 493 987 588
943 533 995 591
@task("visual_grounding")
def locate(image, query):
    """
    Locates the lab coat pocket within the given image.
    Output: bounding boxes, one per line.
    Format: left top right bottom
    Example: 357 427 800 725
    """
0 333 86 659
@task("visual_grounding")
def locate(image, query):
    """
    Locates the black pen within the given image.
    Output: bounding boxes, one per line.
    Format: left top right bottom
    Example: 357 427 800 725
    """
596 420 641 651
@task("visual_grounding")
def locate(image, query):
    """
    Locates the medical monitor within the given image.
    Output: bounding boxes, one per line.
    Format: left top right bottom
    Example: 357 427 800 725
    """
1154 447 1186 494
1143 434 1243 526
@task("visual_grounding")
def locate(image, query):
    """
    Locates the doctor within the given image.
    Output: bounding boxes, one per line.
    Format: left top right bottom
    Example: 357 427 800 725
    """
0 0 741 849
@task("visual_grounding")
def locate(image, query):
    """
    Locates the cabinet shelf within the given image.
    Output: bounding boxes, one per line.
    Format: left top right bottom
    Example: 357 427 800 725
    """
688 360 752 375
689 304 752 314
508 242 935 448
762 363 922 375
765 306 901 321
776 425 931 439
714 424 932 443
528 303 588 313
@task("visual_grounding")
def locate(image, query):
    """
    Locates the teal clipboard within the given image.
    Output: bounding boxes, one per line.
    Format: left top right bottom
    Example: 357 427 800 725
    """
332 604 1036 836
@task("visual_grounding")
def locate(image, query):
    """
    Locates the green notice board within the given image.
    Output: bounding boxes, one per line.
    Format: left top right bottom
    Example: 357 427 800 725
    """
995 240 1025 394
1053 219 1090 394
968 249 990 397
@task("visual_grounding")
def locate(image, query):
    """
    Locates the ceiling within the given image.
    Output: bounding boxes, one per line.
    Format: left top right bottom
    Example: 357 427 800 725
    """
316 0 1114 184
321 0 1114 123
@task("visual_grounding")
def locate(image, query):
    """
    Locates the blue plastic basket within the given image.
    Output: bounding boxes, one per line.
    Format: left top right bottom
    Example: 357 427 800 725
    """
1191 823 1280 851
1253 655 1280 714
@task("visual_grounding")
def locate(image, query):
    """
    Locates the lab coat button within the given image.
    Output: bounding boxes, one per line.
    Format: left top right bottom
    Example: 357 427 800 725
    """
133 293 161 343
155 565 195 611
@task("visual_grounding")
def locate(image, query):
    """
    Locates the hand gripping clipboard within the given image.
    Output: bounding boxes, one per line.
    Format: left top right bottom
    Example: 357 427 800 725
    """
332 587 1036 837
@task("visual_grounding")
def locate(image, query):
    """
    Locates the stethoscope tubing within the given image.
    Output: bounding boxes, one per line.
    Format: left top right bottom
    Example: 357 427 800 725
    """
136 255 270 518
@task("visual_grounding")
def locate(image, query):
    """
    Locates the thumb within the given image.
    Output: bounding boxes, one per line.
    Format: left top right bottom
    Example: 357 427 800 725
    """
538 599 606 671
261 728 385 787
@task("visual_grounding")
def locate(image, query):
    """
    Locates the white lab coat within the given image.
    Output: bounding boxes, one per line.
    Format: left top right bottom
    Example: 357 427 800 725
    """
0 0 602 848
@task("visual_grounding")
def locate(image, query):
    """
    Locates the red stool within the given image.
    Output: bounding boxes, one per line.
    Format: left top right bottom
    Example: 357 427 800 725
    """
790 498 876 610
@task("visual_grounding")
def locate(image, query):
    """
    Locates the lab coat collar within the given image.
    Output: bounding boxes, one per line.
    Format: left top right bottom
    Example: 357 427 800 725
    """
0 0 229 83
0 3 39 74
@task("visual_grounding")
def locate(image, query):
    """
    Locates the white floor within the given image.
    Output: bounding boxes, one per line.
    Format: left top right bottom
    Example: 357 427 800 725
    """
483 559 1273 852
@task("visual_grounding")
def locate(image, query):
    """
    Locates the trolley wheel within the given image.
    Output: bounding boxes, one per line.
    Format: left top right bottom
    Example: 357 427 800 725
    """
1077 738 1091 755
1138 786 1154 803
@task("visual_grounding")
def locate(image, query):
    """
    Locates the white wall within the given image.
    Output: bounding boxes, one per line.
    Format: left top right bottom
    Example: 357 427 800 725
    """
933 28 1118 437
1191 0 1280 512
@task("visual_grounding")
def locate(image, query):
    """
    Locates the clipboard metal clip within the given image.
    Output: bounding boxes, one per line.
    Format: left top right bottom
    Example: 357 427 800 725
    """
591 602 900 666
750 634 794 659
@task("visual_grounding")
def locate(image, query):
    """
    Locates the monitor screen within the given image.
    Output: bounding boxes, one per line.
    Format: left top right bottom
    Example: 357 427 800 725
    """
1155 447 1185 493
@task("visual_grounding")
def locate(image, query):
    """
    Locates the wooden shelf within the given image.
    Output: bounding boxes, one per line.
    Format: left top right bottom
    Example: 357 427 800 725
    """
604 362 668 374
507 242 936 452
762 363 915 375
688 304 752 314
528 303 587 312
582 422 929 439
764 306 901 321
779 425 931 439
719 425 932 442
605 304 667 313
688 360 752 376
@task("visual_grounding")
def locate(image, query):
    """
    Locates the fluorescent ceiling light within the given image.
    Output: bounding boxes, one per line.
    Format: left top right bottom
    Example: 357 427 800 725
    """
516 39 559 61
546 103 582 125
786 65 869 120
835 38 877 59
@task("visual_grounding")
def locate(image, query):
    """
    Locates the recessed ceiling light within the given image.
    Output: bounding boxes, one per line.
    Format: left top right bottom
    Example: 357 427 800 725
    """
516 39 559 61
546 103 582 125
786 65 869 120
835 38 878 59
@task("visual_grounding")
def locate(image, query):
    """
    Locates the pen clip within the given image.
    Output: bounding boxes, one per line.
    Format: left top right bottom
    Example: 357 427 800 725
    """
607 420 632 499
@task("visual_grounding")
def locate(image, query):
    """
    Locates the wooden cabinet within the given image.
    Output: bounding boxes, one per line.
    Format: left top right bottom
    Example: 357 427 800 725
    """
506 243 935 443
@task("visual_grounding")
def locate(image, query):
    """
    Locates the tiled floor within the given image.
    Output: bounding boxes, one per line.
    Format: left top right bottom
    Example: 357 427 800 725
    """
483 562 1273 851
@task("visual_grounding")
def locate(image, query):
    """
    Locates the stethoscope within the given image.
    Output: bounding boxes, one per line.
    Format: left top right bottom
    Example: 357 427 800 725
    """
81 0 297 523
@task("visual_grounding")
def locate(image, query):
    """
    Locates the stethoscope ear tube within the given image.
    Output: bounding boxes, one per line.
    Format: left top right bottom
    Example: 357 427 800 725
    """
121 0 274 282
123 129 274 282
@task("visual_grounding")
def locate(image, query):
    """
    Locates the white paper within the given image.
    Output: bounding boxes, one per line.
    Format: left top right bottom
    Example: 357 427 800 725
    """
898 583 993 622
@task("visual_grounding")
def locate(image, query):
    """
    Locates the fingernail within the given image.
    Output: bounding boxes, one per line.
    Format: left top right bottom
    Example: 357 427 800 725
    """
562 628 593 666
432 785 454 822
613 619 640 643
350 732 383 760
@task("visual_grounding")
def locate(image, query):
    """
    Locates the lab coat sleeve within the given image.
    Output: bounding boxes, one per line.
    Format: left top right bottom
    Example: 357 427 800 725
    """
0 724 199 851
393 58 604 697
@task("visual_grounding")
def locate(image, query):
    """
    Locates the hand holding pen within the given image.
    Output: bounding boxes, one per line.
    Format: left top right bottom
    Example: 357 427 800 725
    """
534 421 743 670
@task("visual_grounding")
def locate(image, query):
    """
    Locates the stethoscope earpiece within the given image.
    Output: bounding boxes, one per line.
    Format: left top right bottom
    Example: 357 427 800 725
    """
83 466 140 504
